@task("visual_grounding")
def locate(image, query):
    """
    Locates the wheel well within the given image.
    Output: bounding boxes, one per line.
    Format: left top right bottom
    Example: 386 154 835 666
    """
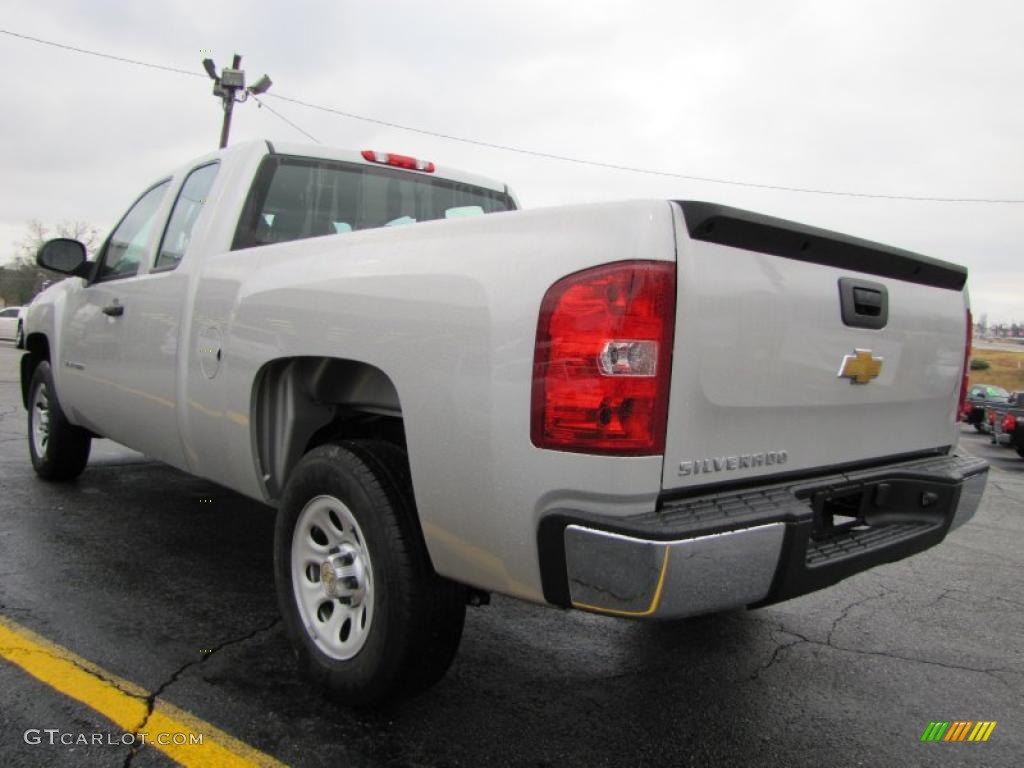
253 357 405 500
20 334 50 408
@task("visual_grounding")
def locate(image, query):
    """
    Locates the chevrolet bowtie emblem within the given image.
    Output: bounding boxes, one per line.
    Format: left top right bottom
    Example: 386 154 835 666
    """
838 349 883 384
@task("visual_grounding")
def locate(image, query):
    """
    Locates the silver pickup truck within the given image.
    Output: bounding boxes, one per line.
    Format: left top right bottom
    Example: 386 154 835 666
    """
23 140 987 704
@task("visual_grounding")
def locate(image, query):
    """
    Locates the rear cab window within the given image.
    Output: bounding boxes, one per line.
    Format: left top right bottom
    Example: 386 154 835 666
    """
232 155 515 250
155 162 220 271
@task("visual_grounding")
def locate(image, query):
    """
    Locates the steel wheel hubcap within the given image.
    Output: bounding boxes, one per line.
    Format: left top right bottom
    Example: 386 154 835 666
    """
32 382 51 458
291 495 374 660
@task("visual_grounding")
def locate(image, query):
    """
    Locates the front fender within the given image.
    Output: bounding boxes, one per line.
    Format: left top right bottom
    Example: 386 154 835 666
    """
21 277 82 406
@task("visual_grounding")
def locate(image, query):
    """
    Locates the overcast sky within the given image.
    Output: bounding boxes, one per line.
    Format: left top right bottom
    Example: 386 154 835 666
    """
1 0 1021 321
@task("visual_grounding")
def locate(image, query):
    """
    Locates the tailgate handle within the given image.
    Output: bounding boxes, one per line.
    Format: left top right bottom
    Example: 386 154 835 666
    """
853 288 882 315
839 278 888 329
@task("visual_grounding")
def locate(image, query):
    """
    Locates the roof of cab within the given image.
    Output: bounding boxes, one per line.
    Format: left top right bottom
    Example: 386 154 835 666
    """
264 140 509 194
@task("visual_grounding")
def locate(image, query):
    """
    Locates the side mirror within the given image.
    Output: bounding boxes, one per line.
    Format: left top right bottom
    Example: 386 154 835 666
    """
37 238 89 277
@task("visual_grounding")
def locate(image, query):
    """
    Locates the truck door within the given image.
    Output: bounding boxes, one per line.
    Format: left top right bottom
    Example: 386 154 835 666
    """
59 163 219 471
59 179 172 442
112 162 221 470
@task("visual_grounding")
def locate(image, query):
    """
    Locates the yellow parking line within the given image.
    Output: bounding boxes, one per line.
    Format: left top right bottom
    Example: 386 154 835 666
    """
0 615 285 767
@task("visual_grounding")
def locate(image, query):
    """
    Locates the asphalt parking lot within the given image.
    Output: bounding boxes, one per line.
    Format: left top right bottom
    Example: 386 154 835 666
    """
0 339 1021 767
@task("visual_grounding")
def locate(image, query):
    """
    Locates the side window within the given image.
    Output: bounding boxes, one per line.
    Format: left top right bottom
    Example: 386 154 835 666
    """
98 181 171 281
0 308 18 318
155 163 220 271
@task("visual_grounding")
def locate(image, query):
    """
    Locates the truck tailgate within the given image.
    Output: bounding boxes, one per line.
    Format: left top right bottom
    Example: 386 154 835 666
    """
662 201 968 492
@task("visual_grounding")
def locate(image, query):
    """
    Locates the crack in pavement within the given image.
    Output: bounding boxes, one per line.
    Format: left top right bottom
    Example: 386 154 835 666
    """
750 589 1022 688
927 588 954 608
750 629 1022 686
825 588 892 647
930 586 1024 612
985 481 1014 497
749 624 811 680
822 642 1021 690
121 616 281 768
750 586 1023 686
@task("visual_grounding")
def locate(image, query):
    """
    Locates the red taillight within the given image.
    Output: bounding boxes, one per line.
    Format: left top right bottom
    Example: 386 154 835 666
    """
531 261 676 455
1002 413 1016 433
956 309 972 422
361 149 435 173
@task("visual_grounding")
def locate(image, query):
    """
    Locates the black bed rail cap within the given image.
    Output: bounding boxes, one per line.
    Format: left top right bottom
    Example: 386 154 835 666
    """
675 201 967 291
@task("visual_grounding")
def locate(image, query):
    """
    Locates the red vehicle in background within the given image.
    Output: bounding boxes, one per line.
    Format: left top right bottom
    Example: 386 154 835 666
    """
983 392 1024 458
964 384 1010 432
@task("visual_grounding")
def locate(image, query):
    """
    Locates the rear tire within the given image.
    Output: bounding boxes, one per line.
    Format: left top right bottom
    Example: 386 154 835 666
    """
1015 443 1024 459
27 360 91 481
274 440 466 706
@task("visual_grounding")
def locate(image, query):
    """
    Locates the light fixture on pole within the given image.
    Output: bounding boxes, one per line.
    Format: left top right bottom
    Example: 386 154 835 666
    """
202 54 273 149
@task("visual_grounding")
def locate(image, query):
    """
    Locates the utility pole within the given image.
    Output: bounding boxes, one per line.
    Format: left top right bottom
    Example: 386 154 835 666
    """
202 53 273 149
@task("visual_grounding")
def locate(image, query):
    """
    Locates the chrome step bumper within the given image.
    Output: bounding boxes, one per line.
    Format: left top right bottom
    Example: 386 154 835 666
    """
541 454 988 619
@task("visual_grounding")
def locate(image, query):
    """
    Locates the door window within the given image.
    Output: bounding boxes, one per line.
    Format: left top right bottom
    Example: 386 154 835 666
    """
155 163 220 271
98 180 171 281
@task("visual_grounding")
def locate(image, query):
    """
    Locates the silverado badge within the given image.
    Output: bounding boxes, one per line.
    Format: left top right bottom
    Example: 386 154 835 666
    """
838 348 883 384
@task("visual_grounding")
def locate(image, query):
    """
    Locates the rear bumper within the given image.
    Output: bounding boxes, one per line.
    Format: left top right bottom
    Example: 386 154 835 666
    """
538 454 987 619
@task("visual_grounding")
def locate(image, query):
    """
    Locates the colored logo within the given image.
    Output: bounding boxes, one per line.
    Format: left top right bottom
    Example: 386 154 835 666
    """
920 721 997 742
838 349 883 385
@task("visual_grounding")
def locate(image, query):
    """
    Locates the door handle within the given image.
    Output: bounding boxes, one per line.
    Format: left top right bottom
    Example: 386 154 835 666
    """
838 277 887 329
102 303 124 317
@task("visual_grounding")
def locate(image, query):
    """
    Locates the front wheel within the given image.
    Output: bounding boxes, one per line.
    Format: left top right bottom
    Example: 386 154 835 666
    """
274 441 466 706
27 360 91 481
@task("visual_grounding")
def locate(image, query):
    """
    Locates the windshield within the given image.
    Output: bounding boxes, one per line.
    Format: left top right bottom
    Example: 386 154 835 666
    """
233 154 515 249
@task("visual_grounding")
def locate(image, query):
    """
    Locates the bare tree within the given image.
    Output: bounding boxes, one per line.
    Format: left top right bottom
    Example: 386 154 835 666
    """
13 219 100 266
1 219 101 306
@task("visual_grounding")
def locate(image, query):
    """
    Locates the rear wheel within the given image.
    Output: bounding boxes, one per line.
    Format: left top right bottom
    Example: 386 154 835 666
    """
274 441 466 706
1015 443 1024 459
27 360 91 481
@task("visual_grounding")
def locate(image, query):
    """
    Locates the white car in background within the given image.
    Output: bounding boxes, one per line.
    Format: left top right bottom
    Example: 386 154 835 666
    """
0 306 25 347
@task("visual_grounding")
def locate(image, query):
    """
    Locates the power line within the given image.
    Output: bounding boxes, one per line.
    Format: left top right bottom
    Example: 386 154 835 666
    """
251 94 320 144
268 92 1024 203
0 28 205 79
0 29 319 148
2 27 1022 204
